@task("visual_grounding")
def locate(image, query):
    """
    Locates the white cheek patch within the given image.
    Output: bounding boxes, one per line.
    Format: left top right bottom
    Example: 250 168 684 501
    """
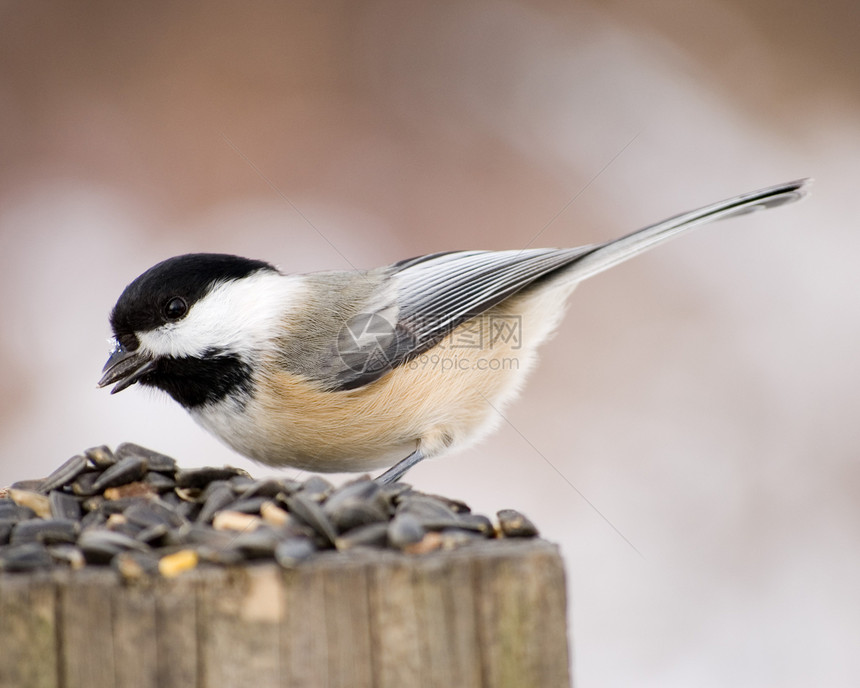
137 271 305 359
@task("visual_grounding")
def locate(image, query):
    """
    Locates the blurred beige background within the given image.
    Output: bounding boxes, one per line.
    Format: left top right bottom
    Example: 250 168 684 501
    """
1 1 858 685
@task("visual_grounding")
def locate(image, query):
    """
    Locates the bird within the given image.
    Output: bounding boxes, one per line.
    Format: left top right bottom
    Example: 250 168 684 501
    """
99 179 809 484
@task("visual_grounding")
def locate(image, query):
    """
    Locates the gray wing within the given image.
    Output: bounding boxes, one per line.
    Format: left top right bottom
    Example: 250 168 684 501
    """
325 178 810 391
326 248 590 390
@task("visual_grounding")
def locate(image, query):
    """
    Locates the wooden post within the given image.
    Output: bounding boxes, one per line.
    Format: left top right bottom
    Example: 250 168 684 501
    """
0 539 571 688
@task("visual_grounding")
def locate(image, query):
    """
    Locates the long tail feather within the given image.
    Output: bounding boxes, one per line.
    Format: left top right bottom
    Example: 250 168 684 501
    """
567 179 811 282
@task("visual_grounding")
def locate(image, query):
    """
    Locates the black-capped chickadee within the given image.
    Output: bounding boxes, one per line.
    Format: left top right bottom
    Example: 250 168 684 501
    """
99 180 809 483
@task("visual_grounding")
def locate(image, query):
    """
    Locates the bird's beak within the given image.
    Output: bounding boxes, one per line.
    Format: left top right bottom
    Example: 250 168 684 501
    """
98 341 156 394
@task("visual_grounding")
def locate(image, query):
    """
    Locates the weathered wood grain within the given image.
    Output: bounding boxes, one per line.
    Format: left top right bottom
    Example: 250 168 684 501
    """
58 569 116 688
474 541 570 688
317 556 375 686
0 574 58 688
113 582 159 688
412 552 482 687
155 574 198 688
0 539 571 688
199 566 284 688
369 553 424 686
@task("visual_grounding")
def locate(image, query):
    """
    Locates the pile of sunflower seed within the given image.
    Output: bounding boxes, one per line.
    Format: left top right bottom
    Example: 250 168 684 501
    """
0 443 538 578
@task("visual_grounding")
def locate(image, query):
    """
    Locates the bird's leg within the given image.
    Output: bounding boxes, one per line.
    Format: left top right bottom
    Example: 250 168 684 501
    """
375 449 425 485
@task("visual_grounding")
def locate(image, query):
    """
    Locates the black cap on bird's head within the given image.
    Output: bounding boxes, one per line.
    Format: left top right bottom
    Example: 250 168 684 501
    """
99 253 277 397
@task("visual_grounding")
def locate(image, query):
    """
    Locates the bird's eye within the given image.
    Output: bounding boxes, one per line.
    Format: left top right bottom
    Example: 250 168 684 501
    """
164 297 188 320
